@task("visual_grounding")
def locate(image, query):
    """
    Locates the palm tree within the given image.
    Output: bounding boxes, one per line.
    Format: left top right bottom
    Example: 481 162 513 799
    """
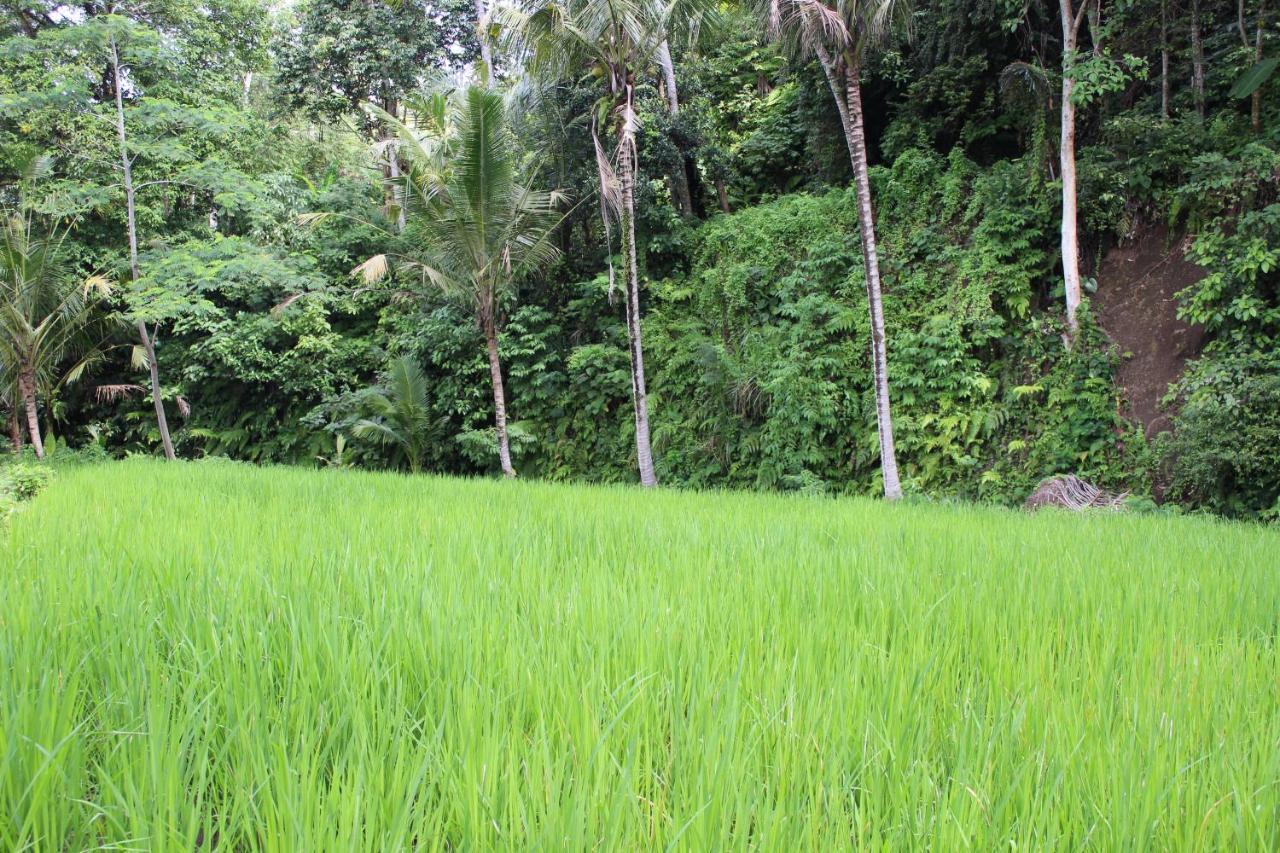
353 83 562 478
501 0 707 487
760 0 908 500
0 207 114 460
351 356 440 474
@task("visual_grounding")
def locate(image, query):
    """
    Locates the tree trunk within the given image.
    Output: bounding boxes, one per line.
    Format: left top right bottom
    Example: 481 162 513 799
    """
715 178 732 214
475 0 493 74
387 138 407 232
1161 0 1171 119
137 320 176 459
842 61 902 501
18 369 43 460
656 40 694 218
8 407 21 454
112 35 176 460
1252 2 1267 132
1191 0 1206 118
618 130 658 488
484 321 517 478
816 43 851 133
1060 0 1085 343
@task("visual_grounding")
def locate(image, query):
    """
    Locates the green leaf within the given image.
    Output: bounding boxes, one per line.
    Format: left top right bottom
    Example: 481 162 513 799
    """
1229 57 1279 99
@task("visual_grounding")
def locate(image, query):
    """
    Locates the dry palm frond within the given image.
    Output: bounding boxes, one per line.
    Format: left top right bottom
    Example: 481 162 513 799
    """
82 274 112 297
352 254 390 284
94 383 144 403
591 119 621 299
176 395 191 418
130 344 149 371
1024 475 1129 512
271 292 306 316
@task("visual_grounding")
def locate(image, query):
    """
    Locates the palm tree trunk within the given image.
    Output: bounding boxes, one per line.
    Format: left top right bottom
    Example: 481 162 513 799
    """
619 135 658 488
18 369 43 460
484 321 517 478
8 407 21 454
842 61 902 501
1060 0 1085 343
656 40 694 217
387 148 407 231
112 35 176 460
816 44 851 131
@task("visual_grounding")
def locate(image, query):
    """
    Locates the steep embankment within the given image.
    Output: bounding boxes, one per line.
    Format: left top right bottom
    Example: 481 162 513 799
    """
1092 227 1205 437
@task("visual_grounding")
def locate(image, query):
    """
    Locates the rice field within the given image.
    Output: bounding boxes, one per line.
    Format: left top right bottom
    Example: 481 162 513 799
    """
2 459 1278 850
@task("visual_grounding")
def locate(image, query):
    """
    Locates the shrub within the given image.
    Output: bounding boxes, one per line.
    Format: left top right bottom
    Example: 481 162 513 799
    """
0 463 53 502
1163 351 1280 520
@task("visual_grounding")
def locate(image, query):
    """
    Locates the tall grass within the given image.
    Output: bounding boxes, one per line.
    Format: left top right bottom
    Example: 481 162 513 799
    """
1 459 1277 849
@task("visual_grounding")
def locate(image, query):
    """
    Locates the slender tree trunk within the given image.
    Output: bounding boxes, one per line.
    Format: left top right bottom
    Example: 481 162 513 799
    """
484 320 517 478
8 407 21 454
1161 0 1171 118
1060 1 1086 343
387 139 407 232
475 0 493 73
18 369 43 460
135 320 175 456
656 40 694 217
1191 0 1206 118
1252 2 1267 132
618 128 658 488
112 35 176 460
842 60 902 501
816 43 851 132
1238 0 1267 131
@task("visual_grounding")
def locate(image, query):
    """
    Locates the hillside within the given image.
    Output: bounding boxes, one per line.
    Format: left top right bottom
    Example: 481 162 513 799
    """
3 461 1278 848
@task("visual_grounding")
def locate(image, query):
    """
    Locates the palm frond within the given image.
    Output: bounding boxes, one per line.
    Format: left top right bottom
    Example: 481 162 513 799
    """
94 383 144 403
352 254 390 284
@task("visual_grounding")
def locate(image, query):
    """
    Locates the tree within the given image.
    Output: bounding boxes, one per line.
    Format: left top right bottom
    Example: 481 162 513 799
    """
351 356 439 474
1058 0 1093 344
1235 0 1270 133
0 193 114 459
351 83 562 478
761 0 908 500
502 0 708 487
1 10 268 457
274 0 476 122
1191 0 1206 117
655 39 695 216
109 29 175 459
274 0 477 226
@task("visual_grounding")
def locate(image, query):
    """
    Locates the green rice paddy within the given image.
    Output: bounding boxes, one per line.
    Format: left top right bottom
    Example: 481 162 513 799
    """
2 459 1278 849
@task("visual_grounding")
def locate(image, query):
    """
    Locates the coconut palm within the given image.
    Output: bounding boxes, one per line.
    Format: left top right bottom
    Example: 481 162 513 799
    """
351 356 441 474
500 0 708 487
352 83 562 478
0 207 115 459
760 0 908 500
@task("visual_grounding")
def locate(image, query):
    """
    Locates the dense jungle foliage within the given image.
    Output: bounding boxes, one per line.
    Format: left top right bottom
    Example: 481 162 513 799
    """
1 0 1277 518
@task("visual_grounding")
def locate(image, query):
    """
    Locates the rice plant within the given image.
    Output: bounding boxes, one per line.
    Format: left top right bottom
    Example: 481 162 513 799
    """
1 459 1277 849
